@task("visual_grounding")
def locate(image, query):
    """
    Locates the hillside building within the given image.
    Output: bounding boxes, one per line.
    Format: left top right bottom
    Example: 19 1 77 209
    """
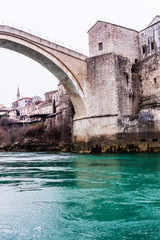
44 90 58 102
3 81 73 128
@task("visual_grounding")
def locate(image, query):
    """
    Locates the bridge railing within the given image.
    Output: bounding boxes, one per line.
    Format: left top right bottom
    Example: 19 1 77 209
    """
0 23 87 60
0 21 86 55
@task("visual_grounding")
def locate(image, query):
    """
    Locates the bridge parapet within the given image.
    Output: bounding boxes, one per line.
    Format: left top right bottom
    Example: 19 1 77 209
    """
0 25 87 61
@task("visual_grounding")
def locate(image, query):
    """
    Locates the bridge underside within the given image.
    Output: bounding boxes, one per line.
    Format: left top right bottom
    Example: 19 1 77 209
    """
0 28 87 119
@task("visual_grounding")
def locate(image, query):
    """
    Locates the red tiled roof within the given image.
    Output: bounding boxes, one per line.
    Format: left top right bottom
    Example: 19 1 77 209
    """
12 97 32 104
18 97 32 101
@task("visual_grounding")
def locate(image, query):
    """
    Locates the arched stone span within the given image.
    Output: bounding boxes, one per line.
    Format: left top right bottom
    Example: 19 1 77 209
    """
0 25 87 118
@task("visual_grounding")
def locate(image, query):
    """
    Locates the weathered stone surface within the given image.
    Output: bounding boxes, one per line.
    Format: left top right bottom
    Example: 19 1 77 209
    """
88 21 139 64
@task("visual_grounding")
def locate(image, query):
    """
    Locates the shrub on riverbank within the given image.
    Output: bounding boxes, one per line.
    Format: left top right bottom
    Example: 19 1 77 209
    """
0 118 72 151
0 127 10 146
25 123 46 138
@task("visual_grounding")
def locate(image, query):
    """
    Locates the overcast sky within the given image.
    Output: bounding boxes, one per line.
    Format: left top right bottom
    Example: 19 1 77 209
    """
0 0 159 106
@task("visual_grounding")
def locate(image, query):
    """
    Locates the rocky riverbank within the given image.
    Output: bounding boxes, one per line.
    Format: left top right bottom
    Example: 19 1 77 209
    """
0 139 71 152
0 118 72 152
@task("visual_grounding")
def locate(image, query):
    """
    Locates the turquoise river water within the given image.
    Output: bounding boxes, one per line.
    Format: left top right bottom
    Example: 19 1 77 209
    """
0 152 160 240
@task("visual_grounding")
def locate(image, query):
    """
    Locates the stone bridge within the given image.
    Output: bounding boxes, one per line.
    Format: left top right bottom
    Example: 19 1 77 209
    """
0 25 119 151
0 20 160 152
0 25 87 119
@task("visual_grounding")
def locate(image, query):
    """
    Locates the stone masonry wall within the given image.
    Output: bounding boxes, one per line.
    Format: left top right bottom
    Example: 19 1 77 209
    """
86 53 118 117
116 56 141 117
139 22 160 60
73 53 141 144
73 53 120 143
88 21 139 64
72 20 160 153
138 53 160 108
72 51 160 153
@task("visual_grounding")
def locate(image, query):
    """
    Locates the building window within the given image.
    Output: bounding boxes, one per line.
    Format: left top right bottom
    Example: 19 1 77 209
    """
98 42 103 51
154 77 157 84
142 46 146 54
152 138 158 142
124 72 129 85
150 42 154 51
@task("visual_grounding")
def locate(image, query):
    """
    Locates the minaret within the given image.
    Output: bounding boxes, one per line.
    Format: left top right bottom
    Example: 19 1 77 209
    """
17 87 20 100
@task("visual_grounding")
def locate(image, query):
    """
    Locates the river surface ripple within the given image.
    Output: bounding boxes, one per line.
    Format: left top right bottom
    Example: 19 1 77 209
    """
0 152 160 240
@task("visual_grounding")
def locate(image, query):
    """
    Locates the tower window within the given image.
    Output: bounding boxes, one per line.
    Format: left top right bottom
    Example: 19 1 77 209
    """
154 77 157 84
140 139 146 142
142 46 146 54
124 72 129 85
98 42 103 50
151 42 154 51
152 138 158 142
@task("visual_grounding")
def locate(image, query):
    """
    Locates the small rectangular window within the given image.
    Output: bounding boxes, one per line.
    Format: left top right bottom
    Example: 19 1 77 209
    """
152 138 158 142
154 77 157 84
151 42 154 51
98 42 103 51
124 72 129 85
142 46 146 54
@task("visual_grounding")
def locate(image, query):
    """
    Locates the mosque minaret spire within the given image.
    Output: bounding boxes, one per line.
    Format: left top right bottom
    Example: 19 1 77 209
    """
17 86 20 100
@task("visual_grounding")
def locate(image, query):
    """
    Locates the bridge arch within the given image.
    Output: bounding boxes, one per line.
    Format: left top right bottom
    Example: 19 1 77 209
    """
0 26 87 118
